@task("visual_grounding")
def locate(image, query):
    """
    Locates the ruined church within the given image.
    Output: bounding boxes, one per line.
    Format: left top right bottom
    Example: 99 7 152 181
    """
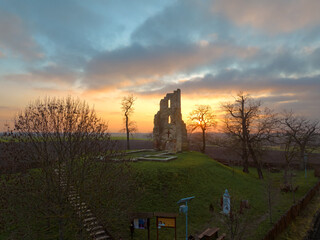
153 89 188 153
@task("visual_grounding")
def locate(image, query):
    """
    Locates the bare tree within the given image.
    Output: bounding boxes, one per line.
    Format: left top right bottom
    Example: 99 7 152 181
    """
246 108 278 179
222 93 254 173
121 94 137 150
264 170 278 224
278 132 299 187
2 97 136 239
188 105 216 153
222 92 277 179
281 111 319 169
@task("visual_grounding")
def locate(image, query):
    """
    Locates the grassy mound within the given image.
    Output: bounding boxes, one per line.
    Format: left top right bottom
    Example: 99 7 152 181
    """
1 151 317 239
130 151 318 239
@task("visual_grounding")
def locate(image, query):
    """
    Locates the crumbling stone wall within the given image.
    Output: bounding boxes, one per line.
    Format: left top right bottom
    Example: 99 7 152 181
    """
153 89 188 152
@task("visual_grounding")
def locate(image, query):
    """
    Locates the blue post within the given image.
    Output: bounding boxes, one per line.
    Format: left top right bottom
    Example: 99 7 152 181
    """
185 201 188 240
305 165 307 178
177 196 194 240
304 153 308 178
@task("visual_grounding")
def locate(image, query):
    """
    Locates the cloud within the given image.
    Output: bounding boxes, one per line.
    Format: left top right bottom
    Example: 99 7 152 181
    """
140 72 320 120
85 42 258 89
0 0 106 68
212 0 320 34
0 10 42 60
3 64 78 86
139 44 320 95
137 68 318 97
131 0 235 46
121 42 320 120
0 106 15 111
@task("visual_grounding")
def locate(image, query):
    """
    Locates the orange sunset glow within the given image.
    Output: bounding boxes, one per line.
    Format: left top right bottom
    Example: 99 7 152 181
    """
0 0 319 133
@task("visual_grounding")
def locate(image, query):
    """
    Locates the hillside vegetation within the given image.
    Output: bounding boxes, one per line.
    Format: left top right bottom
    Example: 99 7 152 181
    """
130 151 318 239
1 151 318 240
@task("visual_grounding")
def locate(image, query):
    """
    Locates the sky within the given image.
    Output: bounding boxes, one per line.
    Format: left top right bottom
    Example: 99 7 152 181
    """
0 0 320 133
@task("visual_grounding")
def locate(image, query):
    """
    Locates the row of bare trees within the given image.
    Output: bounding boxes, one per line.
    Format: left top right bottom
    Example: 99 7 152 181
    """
187 92 320 180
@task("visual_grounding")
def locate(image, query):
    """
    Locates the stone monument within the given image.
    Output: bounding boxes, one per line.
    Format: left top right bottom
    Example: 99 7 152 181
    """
153 89 188 153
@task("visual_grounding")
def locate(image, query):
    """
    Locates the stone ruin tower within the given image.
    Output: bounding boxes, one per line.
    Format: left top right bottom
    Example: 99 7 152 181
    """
153 89 188 153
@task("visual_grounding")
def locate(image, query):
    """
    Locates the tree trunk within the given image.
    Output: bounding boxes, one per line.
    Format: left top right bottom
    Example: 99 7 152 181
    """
248 142 264 179
126 114 130 150
268 185 272 224
242 141 249 173
283 166 288 185
241 97 249 173
300 146 305 170
59 217 64 240
202 129 206 153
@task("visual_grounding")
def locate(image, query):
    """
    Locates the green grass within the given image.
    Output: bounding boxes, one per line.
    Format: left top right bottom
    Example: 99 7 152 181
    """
268 145 320 153
0 170 84 240
1 151 318 239
0 136 15 142
111 136 152 141
128 151 318 240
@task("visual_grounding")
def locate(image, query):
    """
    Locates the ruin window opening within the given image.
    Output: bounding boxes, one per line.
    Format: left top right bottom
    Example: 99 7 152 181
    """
168 99 171 108
168 115 171 124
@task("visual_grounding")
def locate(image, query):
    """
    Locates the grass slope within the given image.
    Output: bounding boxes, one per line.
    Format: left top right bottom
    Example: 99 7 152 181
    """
1 151 317 239
130 151 318 240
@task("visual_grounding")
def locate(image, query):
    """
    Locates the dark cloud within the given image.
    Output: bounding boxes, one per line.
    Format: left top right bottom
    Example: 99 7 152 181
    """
131 0 235 46
212 0 320 34
3 64 78 85
84 42 257 89
263 51 308 75
0 10 42 60
29 64 79 84
120 43 320 95
0 0 103 67
136 71 319 95
310 47 320 69
139 70 320 119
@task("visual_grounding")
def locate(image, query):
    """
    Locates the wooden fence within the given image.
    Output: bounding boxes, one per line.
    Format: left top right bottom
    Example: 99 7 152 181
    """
262 181 320 240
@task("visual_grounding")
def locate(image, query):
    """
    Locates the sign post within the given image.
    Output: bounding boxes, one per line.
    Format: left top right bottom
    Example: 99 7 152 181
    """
177 196 195 240
131 212 177 240
130 212 153 240
154 212 178 240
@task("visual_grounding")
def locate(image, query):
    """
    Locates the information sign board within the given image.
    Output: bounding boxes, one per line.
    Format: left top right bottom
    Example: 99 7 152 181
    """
157 217 176 228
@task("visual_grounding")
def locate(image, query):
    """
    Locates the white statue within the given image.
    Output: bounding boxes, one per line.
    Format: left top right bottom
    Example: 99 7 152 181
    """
223 189 230 215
